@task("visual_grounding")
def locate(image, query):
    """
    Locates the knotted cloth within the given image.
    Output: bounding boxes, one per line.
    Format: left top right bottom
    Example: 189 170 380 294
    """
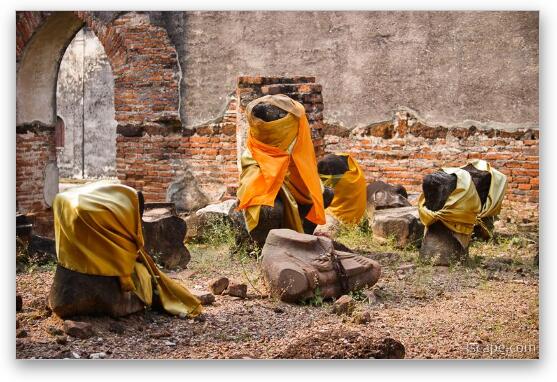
53 182 202 317
237 94 325 233
418 167 482 236
319 153 367 224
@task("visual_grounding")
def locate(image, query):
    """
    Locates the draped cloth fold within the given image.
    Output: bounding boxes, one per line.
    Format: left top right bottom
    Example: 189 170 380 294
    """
53 182 202 317
236 94 325 233
319 153 367 225
418 168 482 236
463 159 508 237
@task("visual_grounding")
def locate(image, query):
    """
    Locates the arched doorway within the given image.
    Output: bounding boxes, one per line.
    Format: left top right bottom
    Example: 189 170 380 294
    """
56 26 117 183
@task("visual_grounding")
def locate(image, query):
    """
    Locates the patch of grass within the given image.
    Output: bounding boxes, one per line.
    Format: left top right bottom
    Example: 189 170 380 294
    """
304 287 325 307
193 217 236 247
348 288 368 302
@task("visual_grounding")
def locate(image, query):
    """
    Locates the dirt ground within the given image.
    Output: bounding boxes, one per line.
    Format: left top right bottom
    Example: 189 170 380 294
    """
15 225 539 360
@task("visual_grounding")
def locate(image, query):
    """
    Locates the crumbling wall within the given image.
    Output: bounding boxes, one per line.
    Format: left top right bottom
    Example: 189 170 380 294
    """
56 28 117 179
173 11 538 131
324 112 539 223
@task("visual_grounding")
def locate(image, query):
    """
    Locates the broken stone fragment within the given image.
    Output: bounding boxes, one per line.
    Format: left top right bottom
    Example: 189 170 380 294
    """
331 295 355 315
261 229 381 302
227 282 248 299
185 199 236 242
371 206 424 248
63 320 95 339
208 277 229 295
352 310 372 324
192 290 215 306
142 203 190 269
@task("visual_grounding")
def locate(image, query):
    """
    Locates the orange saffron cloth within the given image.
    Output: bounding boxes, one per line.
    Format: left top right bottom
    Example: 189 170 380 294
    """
236 94 325 231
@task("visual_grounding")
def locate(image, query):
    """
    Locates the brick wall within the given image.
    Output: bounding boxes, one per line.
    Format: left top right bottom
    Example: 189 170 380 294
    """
116 98 239 203
236 76 325 161
324 111 539 223
15 126 57 236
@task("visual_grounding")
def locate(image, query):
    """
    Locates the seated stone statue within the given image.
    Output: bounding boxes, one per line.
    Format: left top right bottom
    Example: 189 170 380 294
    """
261 229 381 302
48 182 202 318
235 94 331 247
418 161 506 265
317 153 368 225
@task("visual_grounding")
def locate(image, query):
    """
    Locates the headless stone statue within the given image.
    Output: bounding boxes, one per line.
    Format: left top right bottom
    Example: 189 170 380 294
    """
419 168 492 265
261 229 381 302
233 102 334 248
49 191 154 318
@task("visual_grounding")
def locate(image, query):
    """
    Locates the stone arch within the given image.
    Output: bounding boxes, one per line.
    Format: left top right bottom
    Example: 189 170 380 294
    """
16 11 182 234
17 11 182 129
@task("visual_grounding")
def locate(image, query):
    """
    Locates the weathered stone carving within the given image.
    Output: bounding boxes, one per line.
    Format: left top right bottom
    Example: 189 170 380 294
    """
261 229 381 302
371 206 424 248
419 167 492 265
142 202 190 269
49 265 146 318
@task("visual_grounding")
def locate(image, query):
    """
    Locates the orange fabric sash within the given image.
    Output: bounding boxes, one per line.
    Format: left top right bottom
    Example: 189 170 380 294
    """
237 95 325 227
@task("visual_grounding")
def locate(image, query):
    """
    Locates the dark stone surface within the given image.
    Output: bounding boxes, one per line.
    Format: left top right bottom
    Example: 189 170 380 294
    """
252 103 287 121
230 198 284 249
367 181 411 210
48 265 146 319
420 171 466 265
419 222 468 265
317 153 349 176
462 164 492 207
422 172 457 212
142 205 190 269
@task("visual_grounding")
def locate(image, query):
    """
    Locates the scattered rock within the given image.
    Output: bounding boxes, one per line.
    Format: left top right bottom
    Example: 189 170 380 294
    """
192 290 215 306
227 282 248 299
63 320 95 339
371 206 424 248
47 326 64 336
16 294 22 312
332 295 355 315
185 199 236 242
55 335 68 345
108 321 125 334
89 352 107 359
353 310 372 324
273 307 285 314
163 340 176 347
150 330 172 339
367 181 411 215
209 277 229 295
71 351 81 359
167 170 210 213
275 329 405 359
16 329 27 338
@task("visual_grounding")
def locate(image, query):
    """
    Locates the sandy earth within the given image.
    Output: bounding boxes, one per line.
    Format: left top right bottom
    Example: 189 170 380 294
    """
15 233 539 360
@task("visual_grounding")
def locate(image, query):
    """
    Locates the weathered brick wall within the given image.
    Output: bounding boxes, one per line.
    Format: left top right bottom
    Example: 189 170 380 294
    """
16 11 182 234
236 76 325 161
15 127 57 235
324 111 539 223
116 98 239 203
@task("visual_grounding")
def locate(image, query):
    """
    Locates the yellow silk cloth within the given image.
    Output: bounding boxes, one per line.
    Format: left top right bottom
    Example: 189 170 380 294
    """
418 167 482 236
319 153 367 224
53 182 202 317
463 159 508 237
237 94 325 233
